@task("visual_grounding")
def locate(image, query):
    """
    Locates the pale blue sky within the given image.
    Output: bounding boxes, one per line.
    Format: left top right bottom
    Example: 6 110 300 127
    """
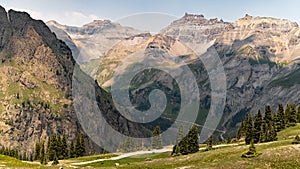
0 0 299 28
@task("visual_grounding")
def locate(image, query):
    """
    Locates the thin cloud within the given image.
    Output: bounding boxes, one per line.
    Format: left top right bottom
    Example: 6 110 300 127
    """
62 11 100 26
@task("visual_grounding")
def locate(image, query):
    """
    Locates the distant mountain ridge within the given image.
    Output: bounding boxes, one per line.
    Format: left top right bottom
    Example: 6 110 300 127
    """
47 19 145 63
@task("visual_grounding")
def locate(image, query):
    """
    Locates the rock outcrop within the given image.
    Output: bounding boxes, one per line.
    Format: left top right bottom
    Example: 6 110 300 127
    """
0 6 149 155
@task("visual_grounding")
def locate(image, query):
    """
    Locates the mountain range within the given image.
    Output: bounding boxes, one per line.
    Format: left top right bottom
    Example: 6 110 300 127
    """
49 13 300 138
0 5 300 155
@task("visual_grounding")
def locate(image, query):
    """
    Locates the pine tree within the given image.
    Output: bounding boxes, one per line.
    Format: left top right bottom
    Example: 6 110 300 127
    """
245 113 253 144
187 125 199 153
69 142 76 158
52 152 59 165
22 152 27 161
288 104 297 126
241 140 260 158
61 134 68 159
34 141 40 161
172 125 199 155
285 104 291 126
206 135 213 150
253 110 263 143
237 119 245 140
80 134 86 156
151 126 162 149
264 105 273 124
276 103 286 131
176 125 185 145
261 105 277 142
172 144 181 156
47 135 57 161
39 142 47 165
57 135 62 159
75 134 86 157
226 134 231 144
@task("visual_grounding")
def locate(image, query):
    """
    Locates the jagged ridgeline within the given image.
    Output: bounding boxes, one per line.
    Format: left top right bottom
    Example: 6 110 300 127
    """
0 6 151 156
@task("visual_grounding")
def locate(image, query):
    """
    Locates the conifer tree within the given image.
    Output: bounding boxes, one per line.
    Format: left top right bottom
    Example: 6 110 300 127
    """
34 142 40 161
237 119 245 140
262 105 277 142
61 134 68 159
276 103 286 131
52 152 59 165
22 152 27 161
69 142 76 158
226 134 231 144
47 135 57 161
172 125 199 155
206 135 213 150
75 134 86 157
39 142 47 165
253 110 263 143
288 104 297 126
187 125 199 153
245 113 253 144
285 104 291 126
176 125 185 145
57 135 62 159
151 126 163 149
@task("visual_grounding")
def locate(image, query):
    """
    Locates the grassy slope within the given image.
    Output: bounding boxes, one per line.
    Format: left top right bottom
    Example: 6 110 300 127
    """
270 68 300 88
83 124 300 169
1 124 300 168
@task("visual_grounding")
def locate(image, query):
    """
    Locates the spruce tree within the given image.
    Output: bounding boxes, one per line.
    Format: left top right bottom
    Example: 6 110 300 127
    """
47 135 57 161
75 134 86 157
206 135 213 150
237 119 245 140
276 103 286 131
80 134 86 156
187 125 199 153
39 142 47 165
226 134 231 144
245 113 253 145
176 125 185 145
69 142 76 158
262 105 277 142
151 126 162 149
172 125 199 155
52 152 59 165
61 134 68 159
34 142 40 161
285 104 291 126
253 110 263 143
57 135 62 159
264 105 273 124
288 104 297 126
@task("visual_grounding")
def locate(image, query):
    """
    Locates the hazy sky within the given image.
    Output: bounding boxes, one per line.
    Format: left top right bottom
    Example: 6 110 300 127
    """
0 0 299 27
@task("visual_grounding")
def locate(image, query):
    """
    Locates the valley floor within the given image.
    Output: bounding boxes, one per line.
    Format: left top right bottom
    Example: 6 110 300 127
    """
1 124 300 169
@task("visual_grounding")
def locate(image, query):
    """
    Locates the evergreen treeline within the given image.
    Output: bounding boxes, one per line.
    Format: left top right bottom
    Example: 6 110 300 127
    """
0 147 32 161
237 103 300 144
118 137 143 153
34 134 86 165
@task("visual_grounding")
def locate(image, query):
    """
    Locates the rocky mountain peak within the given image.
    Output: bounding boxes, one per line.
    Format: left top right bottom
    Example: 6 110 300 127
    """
173 13 226 26
236 15 298 32
82 19 113 28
